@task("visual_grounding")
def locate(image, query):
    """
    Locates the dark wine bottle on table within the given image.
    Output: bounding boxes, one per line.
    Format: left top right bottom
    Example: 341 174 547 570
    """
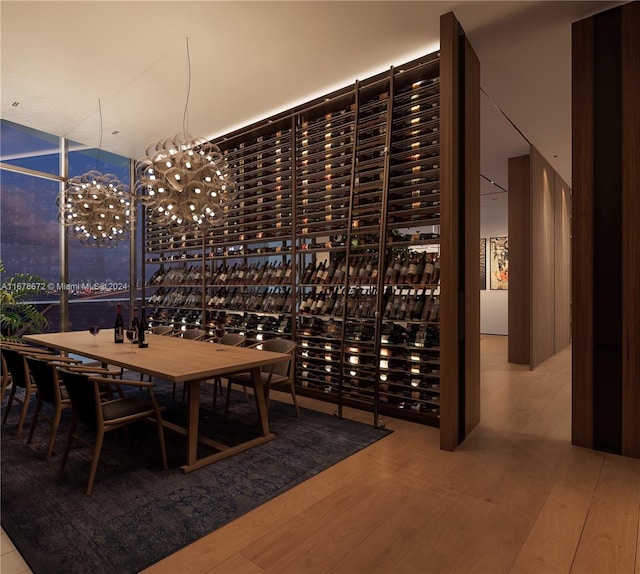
114 303 124 343
138 306 148 348
130 310 140 344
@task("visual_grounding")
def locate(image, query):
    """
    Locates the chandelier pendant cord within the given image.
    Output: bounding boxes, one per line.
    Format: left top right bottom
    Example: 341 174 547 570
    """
58 97 132 247
135 36 235 228
96 98 103 170
183 37 191 141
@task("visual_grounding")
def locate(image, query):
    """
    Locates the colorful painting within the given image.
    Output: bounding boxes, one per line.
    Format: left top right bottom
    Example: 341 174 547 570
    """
480 238 486 290
490 236 509 290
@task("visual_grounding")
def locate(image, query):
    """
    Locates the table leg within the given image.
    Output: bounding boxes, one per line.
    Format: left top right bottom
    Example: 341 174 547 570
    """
251 366 271 437
186 379 200 466
179 369 275 474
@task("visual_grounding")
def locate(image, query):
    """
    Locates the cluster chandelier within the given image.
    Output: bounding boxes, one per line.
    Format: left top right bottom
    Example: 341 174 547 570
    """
135 135 234 228
58 100 133 247
135 38 235 229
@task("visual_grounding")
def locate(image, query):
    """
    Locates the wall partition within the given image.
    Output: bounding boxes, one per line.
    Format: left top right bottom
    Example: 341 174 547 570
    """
507 145 572 368
572 2 640 459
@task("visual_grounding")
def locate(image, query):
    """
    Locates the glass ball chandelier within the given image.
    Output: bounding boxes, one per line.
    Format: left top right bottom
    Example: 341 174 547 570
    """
135 134 234 228
58 101 134 247
135 38 235 229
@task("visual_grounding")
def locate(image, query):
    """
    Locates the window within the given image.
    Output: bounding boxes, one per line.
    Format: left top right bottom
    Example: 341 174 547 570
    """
0 119 135 333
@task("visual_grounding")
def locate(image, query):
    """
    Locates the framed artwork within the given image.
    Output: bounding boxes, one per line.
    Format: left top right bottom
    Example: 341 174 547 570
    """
490 236 509 290
480 238 486 290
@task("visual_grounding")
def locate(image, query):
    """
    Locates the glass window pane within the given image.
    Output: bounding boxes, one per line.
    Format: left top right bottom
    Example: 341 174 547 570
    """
66 142 134 331
0 168 60 333
67 140 130 180
0 119 61 176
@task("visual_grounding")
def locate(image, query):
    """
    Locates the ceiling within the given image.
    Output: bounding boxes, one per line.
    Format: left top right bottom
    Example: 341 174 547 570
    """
0 1 624 207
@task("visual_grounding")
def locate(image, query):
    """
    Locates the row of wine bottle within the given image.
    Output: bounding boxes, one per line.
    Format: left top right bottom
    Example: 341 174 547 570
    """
296 316 439 348
208 287 293 314
148 287 200 308
299 252 441 287
297 377 440 414
147 309 294 338
147 249 441 291
301 345 438 367
149 287 439 325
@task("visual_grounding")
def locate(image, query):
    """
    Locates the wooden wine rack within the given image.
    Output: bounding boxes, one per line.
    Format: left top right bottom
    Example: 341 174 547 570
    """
144 11 479 446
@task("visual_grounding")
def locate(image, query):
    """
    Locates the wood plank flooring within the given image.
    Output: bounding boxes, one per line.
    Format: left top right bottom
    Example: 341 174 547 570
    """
141 336 639 574
2 336 639 574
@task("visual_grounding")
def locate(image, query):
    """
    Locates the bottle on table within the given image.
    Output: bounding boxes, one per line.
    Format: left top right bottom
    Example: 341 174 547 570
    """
114 303 124 343
130 310 140 344
138 306 148 348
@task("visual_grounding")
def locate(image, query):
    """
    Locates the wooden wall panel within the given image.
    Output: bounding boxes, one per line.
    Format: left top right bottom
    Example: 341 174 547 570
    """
439 11 460 452
530 146 556 369
439 12 480 450
508 155 531 364
571 15 594 450
621 0 640 458
463 37 481 435
554 173 572 352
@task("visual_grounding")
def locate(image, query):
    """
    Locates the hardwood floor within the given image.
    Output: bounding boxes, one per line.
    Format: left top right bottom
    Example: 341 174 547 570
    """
142 336 640 574
2 336 639 573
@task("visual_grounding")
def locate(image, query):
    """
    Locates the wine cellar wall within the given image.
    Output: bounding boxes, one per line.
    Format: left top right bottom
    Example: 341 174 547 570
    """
144 12 480 444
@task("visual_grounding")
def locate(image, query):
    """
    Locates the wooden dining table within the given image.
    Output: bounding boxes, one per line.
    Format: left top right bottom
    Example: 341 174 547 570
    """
24 329 290 473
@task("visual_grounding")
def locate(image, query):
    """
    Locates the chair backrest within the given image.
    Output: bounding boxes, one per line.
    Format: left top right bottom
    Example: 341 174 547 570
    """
260 338 296 377
25 355 60 404
0 347 29 388
219 333 246 347
152 325 174 336
178 329 206 340
58 369 99 428
1 352 9 399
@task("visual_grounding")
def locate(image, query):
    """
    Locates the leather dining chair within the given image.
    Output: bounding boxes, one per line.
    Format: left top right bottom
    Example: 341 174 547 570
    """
171 328 206 340
224 338 299 418
1 351 10 405
24 355 74 460
151 325 174 336
1 344 75 436
58 368 168 495
24 355 121 460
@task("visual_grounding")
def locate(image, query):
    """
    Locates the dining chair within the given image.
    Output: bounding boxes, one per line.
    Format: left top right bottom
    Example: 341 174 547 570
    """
171 328 206 340
224 338 299 418
58 368 168 495
2 345 54 435
2 343 81 436
24 355 74 460
207 333 247 409
1 351 10 404
151 325 174 336
171 328 207 400
24 355 123 460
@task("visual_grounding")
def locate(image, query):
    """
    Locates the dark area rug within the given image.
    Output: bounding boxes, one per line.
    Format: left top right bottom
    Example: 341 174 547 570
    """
1 378 391 574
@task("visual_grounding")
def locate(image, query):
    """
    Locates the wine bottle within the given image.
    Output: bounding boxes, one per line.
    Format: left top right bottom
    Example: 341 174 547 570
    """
114 303 124 343
130 310 140 344
431 257 441 285
138 306 148 348
412 288 426 320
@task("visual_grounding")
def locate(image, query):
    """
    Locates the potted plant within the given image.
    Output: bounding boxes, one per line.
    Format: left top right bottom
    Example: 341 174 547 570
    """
0 260 48 342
